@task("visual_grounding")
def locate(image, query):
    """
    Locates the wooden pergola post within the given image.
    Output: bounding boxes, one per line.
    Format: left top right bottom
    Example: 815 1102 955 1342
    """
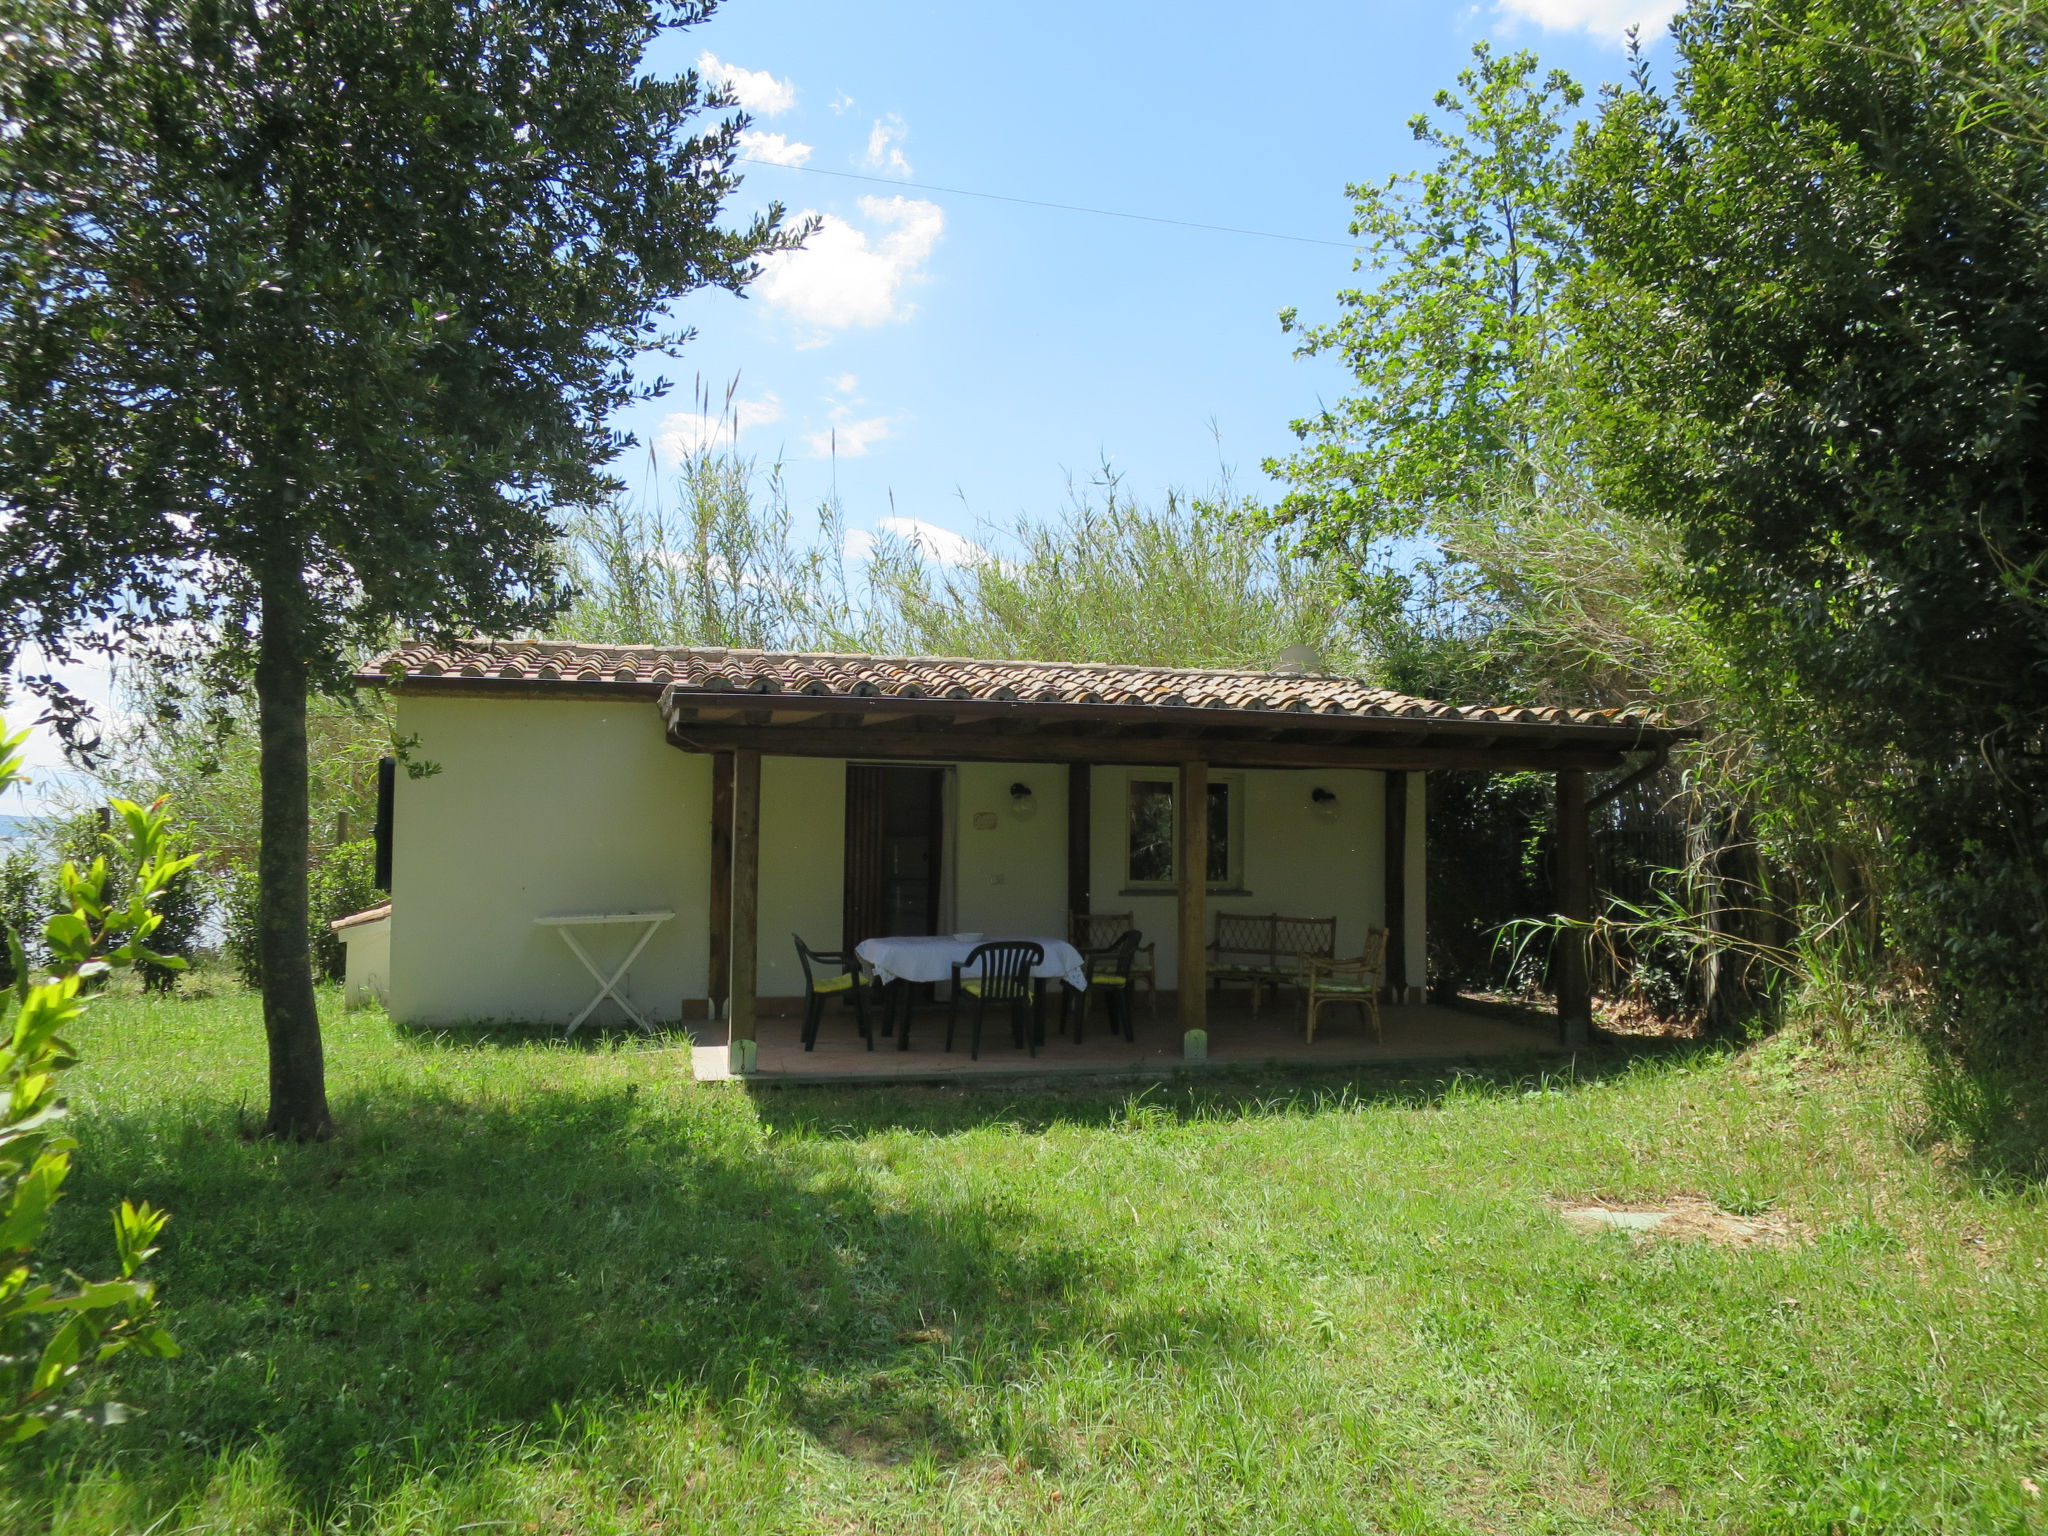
729 748 761 1047
706 751 733 1021
1178 758 1208 1034
1383 770 1407 1001
1556 768 1592 1049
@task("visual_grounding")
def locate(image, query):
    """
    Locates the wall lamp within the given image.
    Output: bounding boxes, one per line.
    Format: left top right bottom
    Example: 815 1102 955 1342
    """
1008 781 1038 821
1310 786 1341 822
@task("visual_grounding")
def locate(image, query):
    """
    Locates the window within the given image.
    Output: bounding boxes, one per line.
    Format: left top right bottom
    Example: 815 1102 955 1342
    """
1128 780 1175 883
1126 776 1240 889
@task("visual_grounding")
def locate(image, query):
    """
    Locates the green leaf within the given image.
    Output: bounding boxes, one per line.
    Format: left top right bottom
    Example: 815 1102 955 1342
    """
0 1154 71 1252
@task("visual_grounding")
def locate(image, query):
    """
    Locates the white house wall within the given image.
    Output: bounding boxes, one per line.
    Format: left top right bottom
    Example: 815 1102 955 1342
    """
757 756 845 996
389 695 709 1026
952 762 1069 937
387 694 1424 1023
1086 766 1390 982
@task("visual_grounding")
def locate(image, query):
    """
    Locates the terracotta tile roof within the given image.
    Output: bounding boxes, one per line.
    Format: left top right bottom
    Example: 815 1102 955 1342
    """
364 639 1664 733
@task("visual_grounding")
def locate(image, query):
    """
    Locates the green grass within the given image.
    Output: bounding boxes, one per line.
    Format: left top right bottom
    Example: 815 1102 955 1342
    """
5 978 2046 1534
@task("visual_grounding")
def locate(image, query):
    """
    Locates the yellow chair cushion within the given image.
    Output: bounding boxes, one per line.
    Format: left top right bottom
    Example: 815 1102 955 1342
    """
811 971 856 994
1312 980 1379 995
1089 974 1130 987
959 978 1030 998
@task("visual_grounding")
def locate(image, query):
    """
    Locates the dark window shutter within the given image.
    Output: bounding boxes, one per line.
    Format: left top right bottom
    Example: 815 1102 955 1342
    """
374 756 396 892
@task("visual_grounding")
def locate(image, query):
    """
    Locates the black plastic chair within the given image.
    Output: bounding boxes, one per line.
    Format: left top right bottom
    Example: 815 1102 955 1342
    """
1069 929 1142 1044
793 934 872 1052
946 941 1044 1060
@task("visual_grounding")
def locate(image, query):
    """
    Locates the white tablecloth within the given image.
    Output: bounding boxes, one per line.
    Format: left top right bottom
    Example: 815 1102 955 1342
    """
856 934 1087 990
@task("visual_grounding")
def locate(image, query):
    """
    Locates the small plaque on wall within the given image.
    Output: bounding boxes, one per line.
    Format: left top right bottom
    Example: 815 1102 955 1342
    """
971 810 999 831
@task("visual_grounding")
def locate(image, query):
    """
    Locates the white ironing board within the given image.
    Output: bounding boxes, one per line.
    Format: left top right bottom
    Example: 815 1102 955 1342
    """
535 910 674 1035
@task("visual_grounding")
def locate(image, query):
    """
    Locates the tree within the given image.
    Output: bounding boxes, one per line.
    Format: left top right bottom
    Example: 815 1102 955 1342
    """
92 652 392 868
1572 0 2048 1062
1265 43 1586 582
0 0 787 1135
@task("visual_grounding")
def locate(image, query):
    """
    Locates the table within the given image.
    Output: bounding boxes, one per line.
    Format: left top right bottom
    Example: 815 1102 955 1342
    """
855 934 1087 1051
857 933 1087 989
535 910 674 1036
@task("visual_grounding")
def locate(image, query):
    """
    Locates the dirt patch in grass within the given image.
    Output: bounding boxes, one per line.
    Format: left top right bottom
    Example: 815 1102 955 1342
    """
1551 1195 1806 1247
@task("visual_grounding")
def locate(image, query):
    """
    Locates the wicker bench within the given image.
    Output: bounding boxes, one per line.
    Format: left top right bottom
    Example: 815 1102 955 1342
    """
1207 913 1337 1020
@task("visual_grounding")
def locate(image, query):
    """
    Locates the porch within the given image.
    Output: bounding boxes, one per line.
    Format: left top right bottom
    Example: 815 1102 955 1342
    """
692 994 1562 1084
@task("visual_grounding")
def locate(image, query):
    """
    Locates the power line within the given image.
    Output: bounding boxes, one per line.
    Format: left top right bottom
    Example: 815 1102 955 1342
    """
735 157 1360 251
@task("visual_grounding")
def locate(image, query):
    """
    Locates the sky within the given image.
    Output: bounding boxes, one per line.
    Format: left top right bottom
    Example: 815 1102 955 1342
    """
620 0 1677 545
3 0 1677 815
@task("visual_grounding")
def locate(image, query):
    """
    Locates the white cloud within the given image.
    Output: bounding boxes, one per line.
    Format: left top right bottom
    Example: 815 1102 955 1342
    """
826 373 859 394
653 393 782 463
805 415 892 459
830 92 855 115
1495 0 1677 36
738 130 812 167
845 516 986 567
753 196 944 332
3 646 121 816
864 114 912 177
697 52 796 116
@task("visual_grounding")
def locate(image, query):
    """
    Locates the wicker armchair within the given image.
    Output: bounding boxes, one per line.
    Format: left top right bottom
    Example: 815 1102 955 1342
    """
1302 927 1390 1044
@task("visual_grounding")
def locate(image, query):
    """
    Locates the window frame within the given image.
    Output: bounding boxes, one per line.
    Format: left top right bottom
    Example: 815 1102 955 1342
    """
1121 772 1244 893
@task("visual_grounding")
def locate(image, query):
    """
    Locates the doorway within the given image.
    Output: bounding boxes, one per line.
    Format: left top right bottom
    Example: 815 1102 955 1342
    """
843 765 948 953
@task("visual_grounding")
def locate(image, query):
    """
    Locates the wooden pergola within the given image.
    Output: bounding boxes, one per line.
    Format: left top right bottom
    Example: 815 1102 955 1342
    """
653 661 1686 1053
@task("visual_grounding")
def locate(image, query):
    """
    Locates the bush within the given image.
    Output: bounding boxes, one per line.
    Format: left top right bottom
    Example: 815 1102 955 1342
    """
139 837 209 993
223 838 382 987
0 847 40 988
39 810 208 992
0 723 181 1443
310 839 382 980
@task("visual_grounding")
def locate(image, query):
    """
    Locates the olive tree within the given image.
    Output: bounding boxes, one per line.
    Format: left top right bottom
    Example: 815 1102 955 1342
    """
0 0 786 1136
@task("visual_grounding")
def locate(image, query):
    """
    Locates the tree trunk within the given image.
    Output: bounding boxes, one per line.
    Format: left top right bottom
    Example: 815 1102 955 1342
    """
255 560 334 1141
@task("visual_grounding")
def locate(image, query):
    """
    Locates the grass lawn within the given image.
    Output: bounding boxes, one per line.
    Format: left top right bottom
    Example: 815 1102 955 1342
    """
4 979 2045 1534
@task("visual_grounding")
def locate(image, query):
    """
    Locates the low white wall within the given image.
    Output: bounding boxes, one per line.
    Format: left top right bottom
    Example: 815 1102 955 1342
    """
340 916 390 1010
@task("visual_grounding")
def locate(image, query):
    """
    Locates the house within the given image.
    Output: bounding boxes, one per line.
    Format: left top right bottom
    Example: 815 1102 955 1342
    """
355 640 1678 1060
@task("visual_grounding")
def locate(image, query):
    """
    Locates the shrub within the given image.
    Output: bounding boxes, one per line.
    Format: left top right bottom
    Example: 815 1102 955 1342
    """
223 837 382 987
0 848 39 989
0 721 181 1444
39 812 207 992
309 839 382 981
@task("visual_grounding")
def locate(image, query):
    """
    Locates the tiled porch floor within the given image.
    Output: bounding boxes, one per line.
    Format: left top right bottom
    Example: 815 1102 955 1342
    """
695 994 1564 1084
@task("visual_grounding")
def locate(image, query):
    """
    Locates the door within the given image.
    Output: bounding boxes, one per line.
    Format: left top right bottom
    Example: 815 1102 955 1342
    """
843 765 947 953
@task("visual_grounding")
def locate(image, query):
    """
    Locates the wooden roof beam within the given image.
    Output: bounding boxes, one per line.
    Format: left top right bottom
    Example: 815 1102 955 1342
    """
663 722 1625 773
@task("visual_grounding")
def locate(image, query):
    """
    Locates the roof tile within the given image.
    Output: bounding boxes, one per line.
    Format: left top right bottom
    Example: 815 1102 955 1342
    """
363 640 1658 732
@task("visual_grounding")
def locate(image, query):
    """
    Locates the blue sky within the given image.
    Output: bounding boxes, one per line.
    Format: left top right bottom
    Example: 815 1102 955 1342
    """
616 0 1677 558
5 0 1675 812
